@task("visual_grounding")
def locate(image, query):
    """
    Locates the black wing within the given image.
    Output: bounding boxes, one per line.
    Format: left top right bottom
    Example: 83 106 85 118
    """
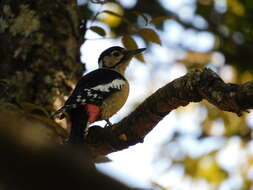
55 68 126 117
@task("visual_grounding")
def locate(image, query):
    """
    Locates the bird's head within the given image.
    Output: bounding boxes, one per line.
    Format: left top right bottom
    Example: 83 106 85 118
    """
98 46 146 74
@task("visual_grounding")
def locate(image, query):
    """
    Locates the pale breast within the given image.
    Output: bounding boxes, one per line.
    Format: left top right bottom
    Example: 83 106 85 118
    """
100 81 129 120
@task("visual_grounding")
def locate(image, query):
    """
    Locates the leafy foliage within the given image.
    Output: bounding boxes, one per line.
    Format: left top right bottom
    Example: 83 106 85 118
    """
137 28 161 45
89 26 106 36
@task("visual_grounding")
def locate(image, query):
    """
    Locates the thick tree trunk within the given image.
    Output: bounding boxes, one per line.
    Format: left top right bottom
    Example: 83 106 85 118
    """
0 2 134 189
0 0 83 106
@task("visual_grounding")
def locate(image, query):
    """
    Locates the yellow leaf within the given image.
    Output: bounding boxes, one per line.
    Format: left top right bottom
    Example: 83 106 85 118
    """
121 35 145 62
121 35 138 49
197 155 228 184
150 16 172 24
135 54 145 62
99 9 123 27
138 28 161 45
89 26 106 36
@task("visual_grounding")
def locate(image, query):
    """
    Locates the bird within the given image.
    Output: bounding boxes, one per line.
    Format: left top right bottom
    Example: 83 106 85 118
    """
53 46 146 144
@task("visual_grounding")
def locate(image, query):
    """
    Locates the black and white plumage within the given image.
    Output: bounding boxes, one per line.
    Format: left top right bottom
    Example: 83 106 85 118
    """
56 68 127 117
53 46 145 144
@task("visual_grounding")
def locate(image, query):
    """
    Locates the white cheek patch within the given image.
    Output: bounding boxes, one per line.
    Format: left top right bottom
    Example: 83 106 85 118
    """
102 55 124 68
92 79 125 92
103 56 113 67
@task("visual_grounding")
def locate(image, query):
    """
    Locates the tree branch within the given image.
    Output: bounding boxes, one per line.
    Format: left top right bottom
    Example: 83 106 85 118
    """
86 68 253 155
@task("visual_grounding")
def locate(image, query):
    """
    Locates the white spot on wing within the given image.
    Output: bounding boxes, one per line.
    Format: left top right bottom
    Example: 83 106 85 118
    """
92 79 125 92
76 95 81 102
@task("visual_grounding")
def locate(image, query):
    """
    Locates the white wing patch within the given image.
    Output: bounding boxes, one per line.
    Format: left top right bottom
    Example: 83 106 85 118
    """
92 79 125 92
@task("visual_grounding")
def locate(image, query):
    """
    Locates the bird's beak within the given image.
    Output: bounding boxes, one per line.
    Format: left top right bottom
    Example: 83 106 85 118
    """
125 48 146 57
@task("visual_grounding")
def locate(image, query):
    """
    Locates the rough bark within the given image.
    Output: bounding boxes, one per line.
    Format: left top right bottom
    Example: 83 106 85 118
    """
86 68 253 155
0 0 83 106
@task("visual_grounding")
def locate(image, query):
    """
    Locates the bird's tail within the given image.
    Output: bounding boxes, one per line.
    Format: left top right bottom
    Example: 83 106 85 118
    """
67 107 88 145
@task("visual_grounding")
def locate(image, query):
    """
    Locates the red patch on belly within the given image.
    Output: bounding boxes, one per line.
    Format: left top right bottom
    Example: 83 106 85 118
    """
85 104 100 124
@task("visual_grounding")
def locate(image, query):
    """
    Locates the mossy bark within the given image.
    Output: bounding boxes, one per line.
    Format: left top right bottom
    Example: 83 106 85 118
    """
0 0 83 107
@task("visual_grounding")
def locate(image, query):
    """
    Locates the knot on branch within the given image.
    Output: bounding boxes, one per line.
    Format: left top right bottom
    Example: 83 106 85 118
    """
194 68 243 115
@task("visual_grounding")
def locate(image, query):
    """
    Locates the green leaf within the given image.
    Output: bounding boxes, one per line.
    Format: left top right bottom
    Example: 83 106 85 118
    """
89 26 106 36
121 35 145 62
150 16 172 24
138 28 161 45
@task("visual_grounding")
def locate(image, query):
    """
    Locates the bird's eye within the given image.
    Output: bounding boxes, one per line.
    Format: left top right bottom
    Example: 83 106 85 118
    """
112 52 120 57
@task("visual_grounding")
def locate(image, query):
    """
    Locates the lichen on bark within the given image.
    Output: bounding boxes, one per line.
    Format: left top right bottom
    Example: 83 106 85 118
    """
9 4 40 37
0 0 83 108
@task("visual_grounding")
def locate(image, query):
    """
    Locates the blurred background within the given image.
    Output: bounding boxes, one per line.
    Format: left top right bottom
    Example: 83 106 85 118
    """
78 0 253 189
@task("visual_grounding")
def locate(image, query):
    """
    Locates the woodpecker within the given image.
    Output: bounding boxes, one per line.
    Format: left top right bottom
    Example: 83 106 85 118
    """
54 46 146 144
